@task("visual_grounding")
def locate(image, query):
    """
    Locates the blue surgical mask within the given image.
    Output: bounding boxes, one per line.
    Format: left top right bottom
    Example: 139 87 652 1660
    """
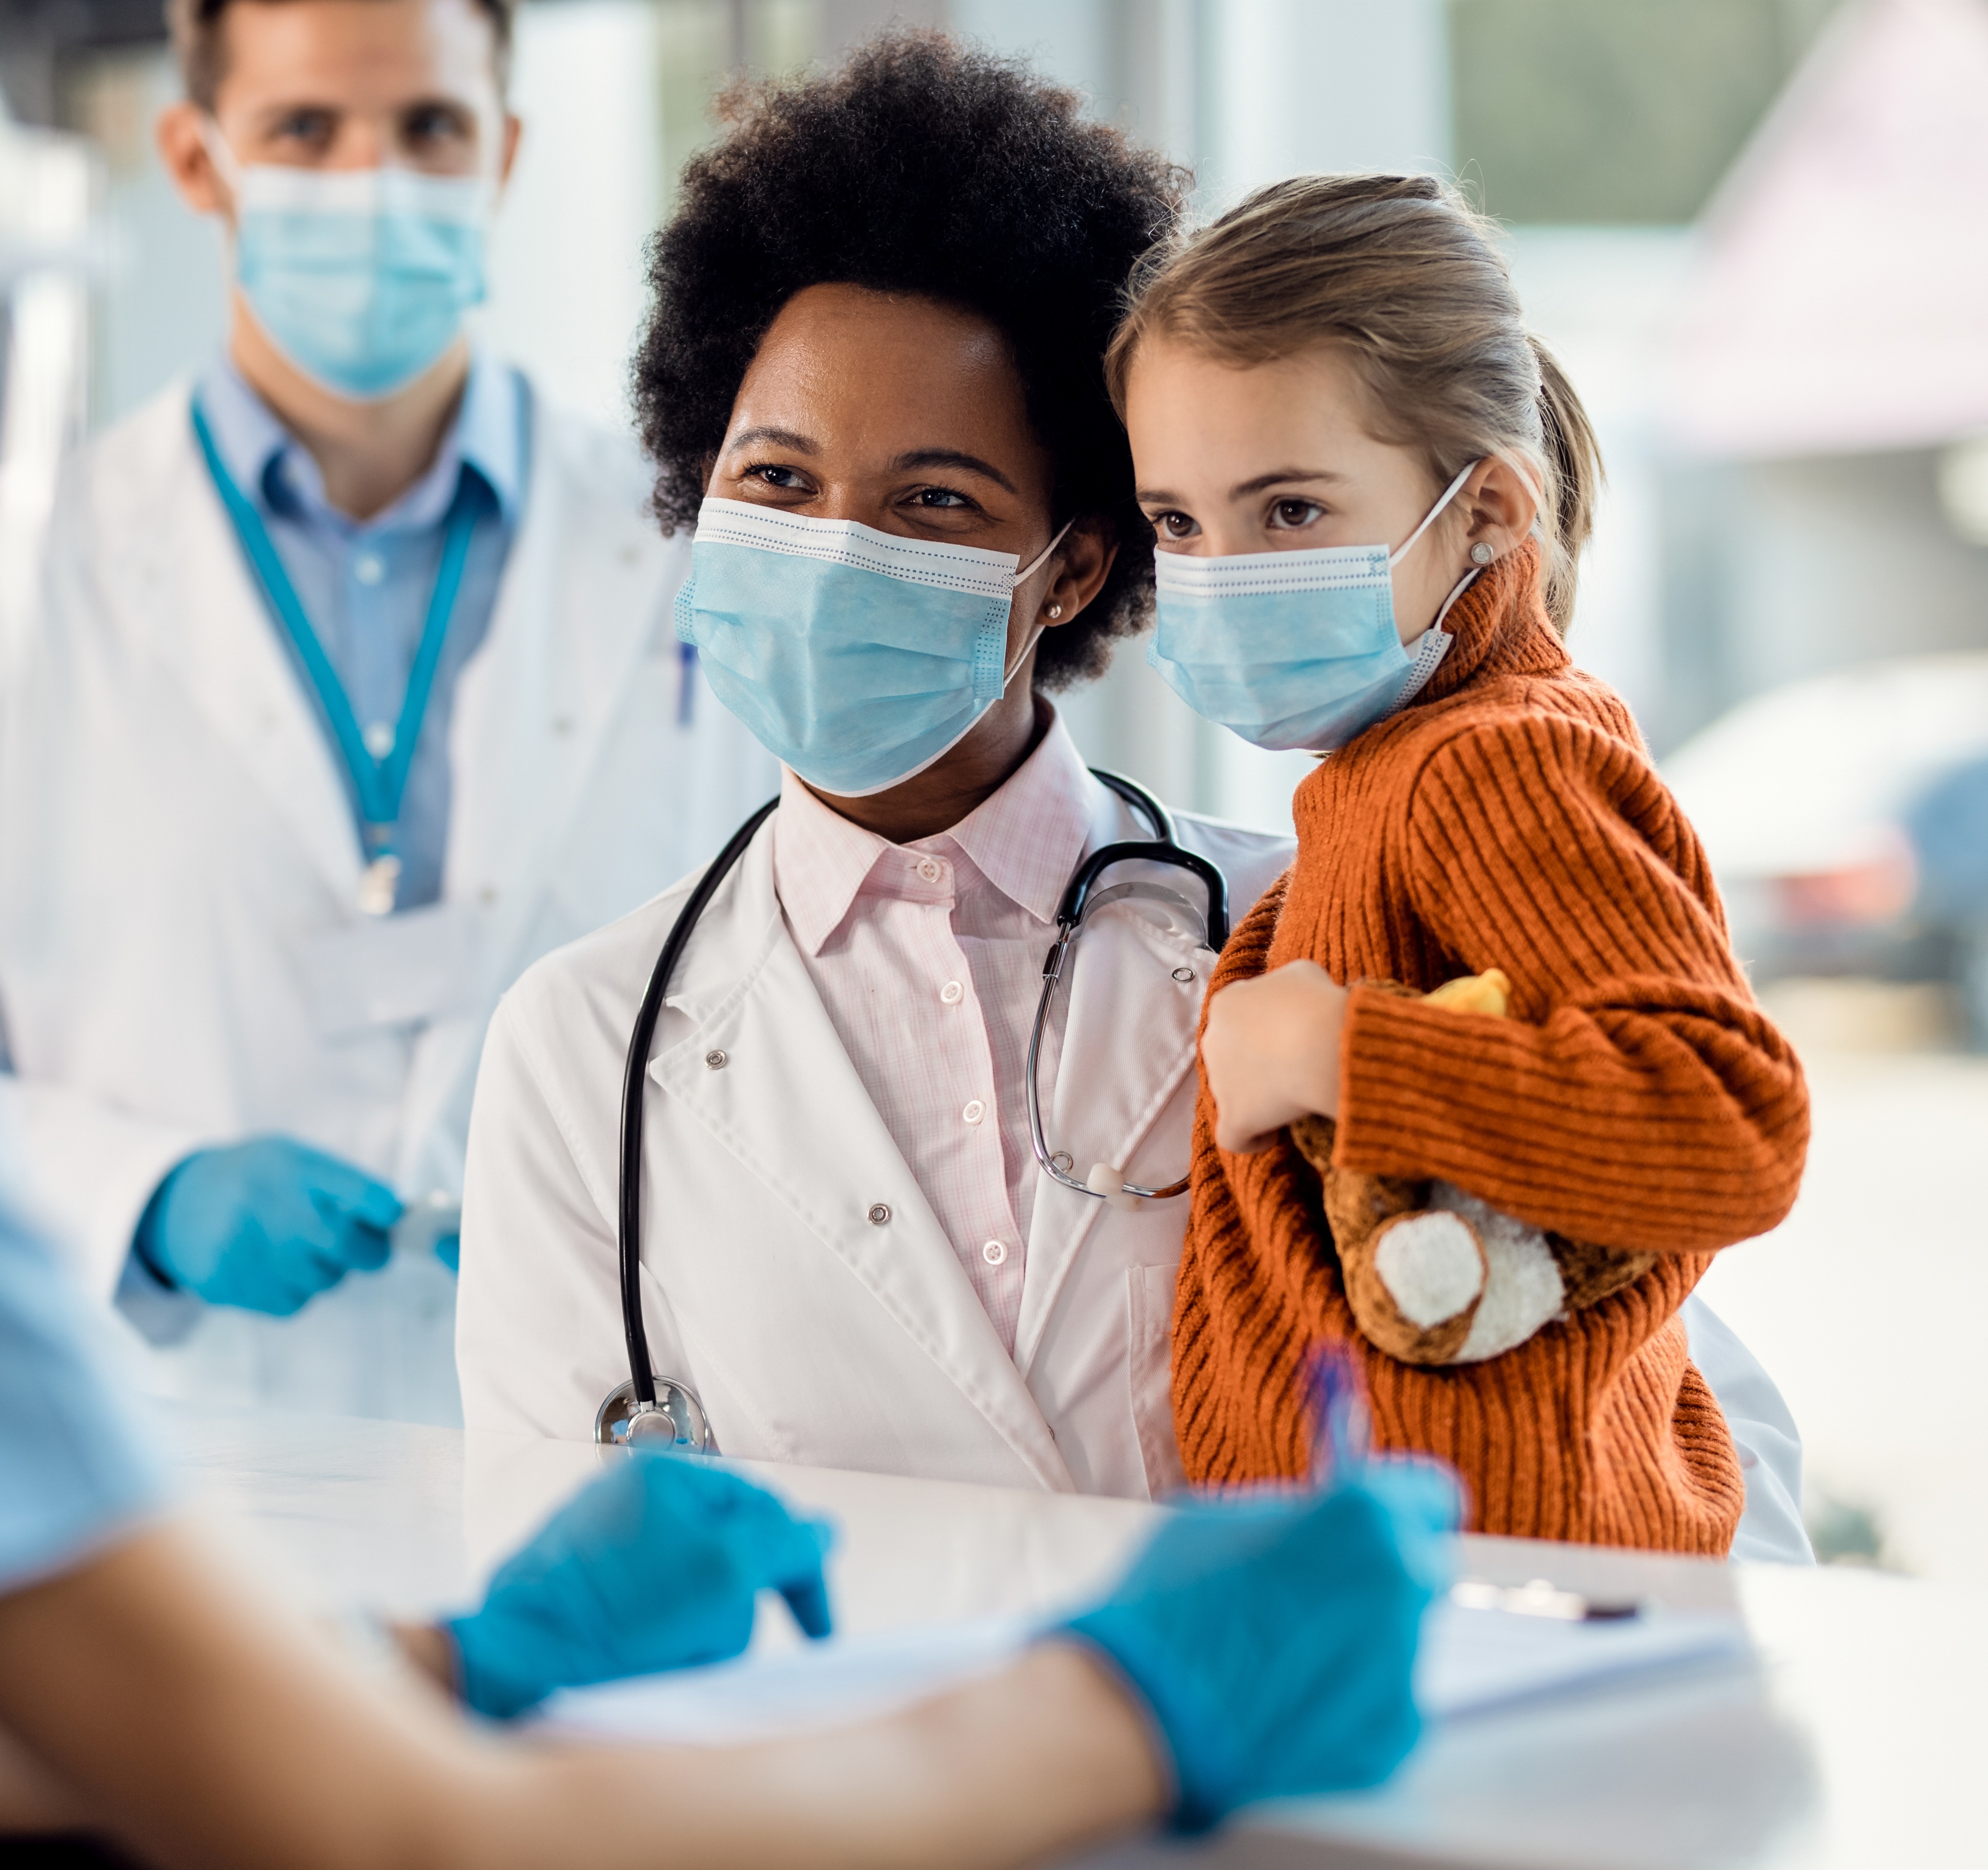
675 498 1069 797
1149 462 1477 753
207 127 491 401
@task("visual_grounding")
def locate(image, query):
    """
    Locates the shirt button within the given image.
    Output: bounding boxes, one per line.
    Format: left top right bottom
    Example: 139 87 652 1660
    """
916 857 943 883
362 721 395 759
354 553 385 585
962 1099 986 1125
940 979 964 1005
982 1239 1008 1267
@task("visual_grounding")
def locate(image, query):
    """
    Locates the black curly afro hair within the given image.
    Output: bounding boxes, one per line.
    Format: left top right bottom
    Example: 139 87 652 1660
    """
633 32 1189 691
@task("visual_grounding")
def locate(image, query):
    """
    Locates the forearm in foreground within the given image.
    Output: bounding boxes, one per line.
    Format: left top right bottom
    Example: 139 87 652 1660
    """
0 1523 1165 1870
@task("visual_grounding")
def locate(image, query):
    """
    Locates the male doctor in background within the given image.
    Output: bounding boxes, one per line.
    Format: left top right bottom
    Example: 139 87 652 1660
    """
0 0 774 1422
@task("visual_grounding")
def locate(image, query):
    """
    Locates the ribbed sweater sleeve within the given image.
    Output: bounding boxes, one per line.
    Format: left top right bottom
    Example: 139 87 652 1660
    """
1332 712 1809 1253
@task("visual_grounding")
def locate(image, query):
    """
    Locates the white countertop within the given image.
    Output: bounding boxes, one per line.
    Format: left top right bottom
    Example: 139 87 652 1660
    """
161 1404 1986 1870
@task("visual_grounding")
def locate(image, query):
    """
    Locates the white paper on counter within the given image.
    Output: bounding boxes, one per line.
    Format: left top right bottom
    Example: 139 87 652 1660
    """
536 1600 1749 1745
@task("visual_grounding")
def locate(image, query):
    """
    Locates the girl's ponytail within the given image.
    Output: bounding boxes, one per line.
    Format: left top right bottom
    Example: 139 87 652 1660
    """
1108 173 1604 638
1529 336 1603 636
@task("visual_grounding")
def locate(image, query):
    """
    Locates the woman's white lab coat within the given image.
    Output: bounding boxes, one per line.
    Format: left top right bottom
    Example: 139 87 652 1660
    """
458 781 1290 1498
0 379 776 1422
456 778 1812 1551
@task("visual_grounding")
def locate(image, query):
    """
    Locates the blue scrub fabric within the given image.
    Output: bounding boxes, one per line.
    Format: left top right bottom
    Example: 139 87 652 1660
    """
193 353 524 911
0 1195 170 1594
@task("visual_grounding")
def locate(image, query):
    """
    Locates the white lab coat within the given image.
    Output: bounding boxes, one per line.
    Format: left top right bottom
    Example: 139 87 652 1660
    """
458 779 1290 1497
457 776 1811 1549
0 377 777 1422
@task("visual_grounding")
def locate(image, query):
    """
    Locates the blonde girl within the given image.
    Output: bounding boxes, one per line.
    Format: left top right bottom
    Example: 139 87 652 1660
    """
1108 174 1809 1550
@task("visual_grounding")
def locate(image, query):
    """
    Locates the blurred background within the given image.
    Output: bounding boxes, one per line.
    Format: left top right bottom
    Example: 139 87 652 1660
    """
4 0 1984 1583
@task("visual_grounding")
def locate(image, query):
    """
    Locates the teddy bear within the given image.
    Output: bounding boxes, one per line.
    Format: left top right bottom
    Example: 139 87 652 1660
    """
1287 969 1656 1366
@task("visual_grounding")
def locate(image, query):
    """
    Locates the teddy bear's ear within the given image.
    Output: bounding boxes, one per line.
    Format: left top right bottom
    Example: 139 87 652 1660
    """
1342 1209 1487 1365
1422 968 1513 1018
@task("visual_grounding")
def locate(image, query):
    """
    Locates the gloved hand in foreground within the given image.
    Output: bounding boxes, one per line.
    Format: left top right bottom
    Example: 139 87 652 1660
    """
447 1450 836 1719
1060 1461 1458 1833
132 1137 401 1315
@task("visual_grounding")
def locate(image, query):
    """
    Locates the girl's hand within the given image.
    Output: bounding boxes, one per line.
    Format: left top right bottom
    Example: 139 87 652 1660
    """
1201 961 1349 1153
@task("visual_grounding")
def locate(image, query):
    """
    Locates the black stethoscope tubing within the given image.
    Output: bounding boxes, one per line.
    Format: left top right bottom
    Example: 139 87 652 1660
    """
616 795 780 1416
610 769 1221 1437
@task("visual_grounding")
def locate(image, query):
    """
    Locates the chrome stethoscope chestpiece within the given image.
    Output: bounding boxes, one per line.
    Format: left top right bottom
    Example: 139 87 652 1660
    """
594 1374 712 1451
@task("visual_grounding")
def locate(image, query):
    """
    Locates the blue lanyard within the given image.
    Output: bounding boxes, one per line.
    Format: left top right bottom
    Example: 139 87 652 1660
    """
191 400 481 895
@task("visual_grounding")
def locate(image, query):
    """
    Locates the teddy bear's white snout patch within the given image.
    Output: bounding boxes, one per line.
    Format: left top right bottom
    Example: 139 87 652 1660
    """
1374 1212 1486 1327
1428 1184 1567 1361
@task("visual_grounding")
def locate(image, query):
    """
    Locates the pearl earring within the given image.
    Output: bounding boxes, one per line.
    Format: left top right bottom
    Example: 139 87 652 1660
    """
1470 542 1495 565
1047 603 1063 618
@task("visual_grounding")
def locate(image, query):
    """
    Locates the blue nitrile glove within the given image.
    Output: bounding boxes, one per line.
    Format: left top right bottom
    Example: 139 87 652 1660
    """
447 1450 836 1720
132 1137 401 1316
435 1233 460 1274
1060 1460 1458 1833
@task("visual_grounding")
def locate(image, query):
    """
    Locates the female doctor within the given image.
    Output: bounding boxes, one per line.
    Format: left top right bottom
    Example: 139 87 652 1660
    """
456 35 1810 1554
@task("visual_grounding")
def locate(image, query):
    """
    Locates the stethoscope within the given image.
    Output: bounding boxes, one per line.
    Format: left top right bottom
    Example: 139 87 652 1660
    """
595 768 1229 1448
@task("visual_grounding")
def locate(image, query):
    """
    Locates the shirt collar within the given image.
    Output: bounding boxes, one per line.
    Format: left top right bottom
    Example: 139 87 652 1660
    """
194 350 524 534
773 706 1097 957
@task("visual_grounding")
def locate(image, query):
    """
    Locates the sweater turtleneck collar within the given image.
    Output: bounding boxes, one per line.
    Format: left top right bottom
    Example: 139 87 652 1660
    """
1408 539 1569 712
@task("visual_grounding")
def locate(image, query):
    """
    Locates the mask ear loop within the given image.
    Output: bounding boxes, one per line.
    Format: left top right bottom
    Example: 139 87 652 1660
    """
1015 517 1075 586
1383 464 1480 704
1387 460 1479 571
1000 517 1077 689
198 118 245 199
1387 455 1546 690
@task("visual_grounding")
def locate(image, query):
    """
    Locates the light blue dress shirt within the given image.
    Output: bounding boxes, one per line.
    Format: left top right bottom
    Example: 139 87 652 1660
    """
1 1191 169 1594
193 355 526 910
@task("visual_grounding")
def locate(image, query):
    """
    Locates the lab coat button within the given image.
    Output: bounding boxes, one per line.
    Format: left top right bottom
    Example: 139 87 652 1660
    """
867 1203 892 1227
1171 966 1196 983
982 1239 1008 1266
940 979 964 1005
704 1049 728 1070
962 1099 986 1125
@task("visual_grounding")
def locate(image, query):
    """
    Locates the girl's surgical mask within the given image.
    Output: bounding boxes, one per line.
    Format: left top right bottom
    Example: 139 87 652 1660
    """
674 497 1071 797
205 126 492 401
1149 462 1478 754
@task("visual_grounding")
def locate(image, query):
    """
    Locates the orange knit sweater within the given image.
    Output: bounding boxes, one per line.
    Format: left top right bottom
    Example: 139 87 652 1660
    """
1172 546 1810 1552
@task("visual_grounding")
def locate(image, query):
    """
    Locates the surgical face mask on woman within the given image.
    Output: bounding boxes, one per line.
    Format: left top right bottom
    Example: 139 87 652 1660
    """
675 497 1070 797
204 126 492 402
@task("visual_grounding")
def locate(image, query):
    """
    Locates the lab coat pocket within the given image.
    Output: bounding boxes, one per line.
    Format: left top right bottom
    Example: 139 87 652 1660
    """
1126 1261 1188 1499
298 902 484 1037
